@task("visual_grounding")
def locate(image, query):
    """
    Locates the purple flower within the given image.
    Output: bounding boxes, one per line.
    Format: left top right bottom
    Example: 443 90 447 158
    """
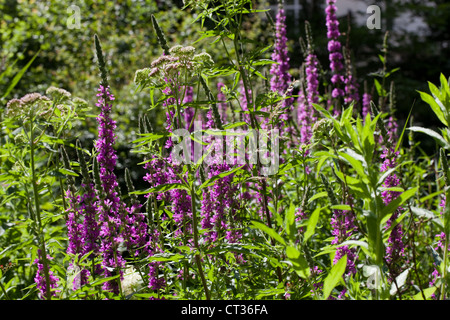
362 92 371 120
380 148 406 270
143 152 193 291
296 209 308 233
64 183 100 289
298 51 320 145
325 0 345 108
330 207 357 276
183 86 195 132
344 74 359 105
270 8 292 103
34 251 60 299
94 85 149 293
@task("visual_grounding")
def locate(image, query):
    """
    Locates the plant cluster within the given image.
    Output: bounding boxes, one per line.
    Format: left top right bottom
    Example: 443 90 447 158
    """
1 0 450 301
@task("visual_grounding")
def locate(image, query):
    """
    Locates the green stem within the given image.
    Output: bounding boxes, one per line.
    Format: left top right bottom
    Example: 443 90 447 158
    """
441 235 449 300
0 278 10 300
29 114 52 300
190 178 210 300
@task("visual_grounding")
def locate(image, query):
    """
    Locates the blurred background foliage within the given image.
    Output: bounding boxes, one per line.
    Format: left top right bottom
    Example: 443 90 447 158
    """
1 0 449 181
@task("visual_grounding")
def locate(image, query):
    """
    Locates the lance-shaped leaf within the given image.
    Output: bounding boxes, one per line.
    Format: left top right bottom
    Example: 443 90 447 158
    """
322 255 347 300
285 202 297 241
303 206 321 243
251 220 286 246
408 126 450 149
380 187 419 219
94 34 109 88
131 183 189 195
285 246 310 279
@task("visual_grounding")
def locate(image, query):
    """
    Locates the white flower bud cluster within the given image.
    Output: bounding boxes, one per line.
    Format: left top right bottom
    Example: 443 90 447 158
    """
134 45 214 88
5 87 83 121
120 266 143 298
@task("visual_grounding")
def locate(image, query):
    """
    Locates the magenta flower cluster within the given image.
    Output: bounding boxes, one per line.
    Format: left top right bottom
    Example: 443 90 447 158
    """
380 148 406 269
325 0 345 101
330 207 357 276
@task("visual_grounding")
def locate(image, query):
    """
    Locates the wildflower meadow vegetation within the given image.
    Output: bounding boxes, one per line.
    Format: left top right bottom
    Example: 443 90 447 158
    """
1 0 450 302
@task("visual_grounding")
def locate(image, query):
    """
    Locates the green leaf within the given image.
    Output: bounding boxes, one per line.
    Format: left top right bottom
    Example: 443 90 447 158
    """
385 67 400 78
58 168 79 177
197 165 244 193
2 50 40 100
418 91 448 126
148 253 185 262
303 206 321 243
395 104 414 153
90 274 121 287
374 79 386 97
285 246 310 279
222 121 248 130
285 202 297 241
331 205 352 211
308 192 328 204
132 132 168 144
251 59 276 67
413 287 437 300
408 126 450 149
255 288 286 299
322 255 347 300
251 220 286 246
338 151 369 184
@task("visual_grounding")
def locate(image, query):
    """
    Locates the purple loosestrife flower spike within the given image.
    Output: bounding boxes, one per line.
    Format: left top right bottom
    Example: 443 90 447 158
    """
200 116 242 246
270 5 293 120
94 84 125 293
321 174 357 276
330 207 357 276
94 35 109 88
62 144 100 288
299 24 320 145
362 92 371 120
297 82 310 144
74 142 100 260
94 84 150 293
325 0 345 110
270 6 291 95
